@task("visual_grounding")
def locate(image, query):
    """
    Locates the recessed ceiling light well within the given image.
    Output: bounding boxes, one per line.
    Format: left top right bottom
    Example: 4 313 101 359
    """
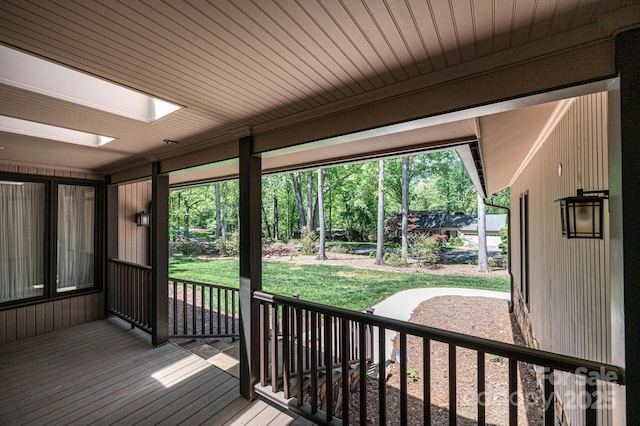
0 116 114 147
0 45 181 122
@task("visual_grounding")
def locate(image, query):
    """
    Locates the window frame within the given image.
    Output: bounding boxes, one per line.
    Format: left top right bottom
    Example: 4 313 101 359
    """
0 172 104 310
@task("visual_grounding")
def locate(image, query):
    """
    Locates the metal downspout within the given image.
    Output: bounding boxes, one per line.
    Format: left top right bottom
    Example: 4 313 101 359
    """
483 201 513 313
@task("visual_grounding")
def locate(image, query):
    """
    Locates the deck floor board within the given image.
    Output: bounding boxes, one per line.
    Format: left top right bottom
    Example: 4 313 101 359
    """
0 318 313 425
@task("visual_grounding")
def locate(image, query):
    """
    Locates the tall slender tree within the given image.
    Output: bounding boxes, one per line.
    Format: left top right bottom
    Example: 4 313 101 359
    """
288 173 306 228
317 168 327 260
401 156 410 258
375 159 385 265
307 172 314 230
214 182 221 238
221 182 228 238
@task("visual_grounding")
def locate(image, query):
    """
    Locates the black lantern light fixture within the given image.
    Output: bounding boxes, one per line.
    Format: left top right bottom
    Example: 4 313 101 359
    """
135 211 150 227
556 189 609 239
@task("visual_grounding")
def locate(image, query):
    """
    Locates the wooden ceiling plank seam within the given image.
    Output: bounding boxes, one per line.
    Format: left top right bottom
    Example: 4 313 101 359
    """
317 0 398 86
509 0 538 48
449 0 478 62
492 0 514 52
62 1 296 117
292 0 383 90
342 0 412 81
159 2 323 111
117 1 308 115
275 0 382 94
470 0 494 58
366 0 422 78
527 0 558 41
249 0 361 97
570 0 604 29
314 0 390 87
425 0 457 67
547 0 581 36
212 0 342 104
402 0 436 73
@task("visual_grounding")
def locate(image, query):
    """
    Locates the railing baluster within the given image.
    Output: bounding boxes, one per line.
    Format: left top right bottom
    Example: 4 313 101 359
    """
311 311 318 414
324 313 333 423
359 319 366 426
191 283 197 335
296 307 304 407
271 303 279 392
282 305 291 399
217 287 221 335
449 343 457 426
200 285 205 334
225 289 229 334
544 368 555 426
477 351 485 426
509 358 518 425
400 332 408 426
208 286 213 334
341 318 349 425
232 289 236 334
424 337 431 426
260 302 268 386
182 280 187 334
172 281 177 335
378 325 386 425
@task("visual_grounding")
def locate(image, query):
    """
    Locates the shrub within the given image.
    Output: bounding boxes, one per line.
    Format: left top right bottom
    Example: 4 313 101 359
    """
430 233 449 249
328 243 353 254
449 236 463 247
383 249 408 267
263 242 299 256
299 227 318 255
499 225 509 255
218 231 239 257
169 240 216 256
408 233 440 266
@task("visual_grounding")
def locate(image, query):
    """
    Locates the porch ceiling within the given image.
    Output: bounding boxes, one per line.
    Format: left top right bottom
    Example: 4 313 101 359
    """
0 1 637 189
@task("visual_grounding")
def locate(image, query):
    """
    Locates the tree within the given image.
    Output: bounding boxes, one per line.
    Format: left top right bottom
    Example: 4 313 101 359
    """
477 193 489 272
401 155 409 258
288 173 306 228
317 168 327 260
214 182 221 238
375 159 385 265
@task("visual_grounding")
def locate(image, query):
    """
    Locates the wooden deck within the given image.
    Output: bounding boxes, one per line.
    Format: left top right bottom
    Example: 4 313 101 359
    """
0 317 314 425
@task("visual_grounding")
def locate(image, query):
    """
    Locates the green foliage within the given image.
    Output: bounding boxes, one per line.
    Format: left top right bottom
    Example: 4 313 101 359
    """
383 249 408 267
217 231 239 257
169 258 510 312
169 241 216 256
449 236 463 247
408 233 440 266
407 368 419 381
499 225 509 255
299 226 318 255
328 243 353 254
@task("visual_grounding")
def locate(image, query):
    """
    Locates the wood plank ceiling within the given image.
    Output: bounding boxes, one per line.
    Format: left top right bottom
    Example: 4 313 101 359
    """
0 0 637 189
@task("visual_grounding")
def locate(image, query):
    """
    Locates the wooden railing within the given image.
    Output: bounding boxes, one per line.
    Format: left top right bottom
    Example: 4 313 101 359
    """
108 259 152 333
253 291 624 426
169 277 239 338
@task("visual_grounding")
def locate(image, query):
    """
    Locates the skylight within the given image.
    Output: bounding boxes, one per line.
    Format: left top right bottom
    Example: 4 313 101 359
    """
0 45 181 122
0 116 114 147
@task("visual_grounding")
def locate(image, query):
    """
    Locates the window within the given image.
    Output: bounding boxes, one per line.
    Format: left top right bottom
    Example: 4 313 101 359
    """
0 180 46 303
0 175 102 307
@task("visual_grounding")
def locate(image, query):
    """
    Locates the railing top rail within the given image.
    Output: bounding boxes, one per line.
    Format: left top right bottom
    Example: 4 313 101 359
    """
169 277 238 292
109 258 152 271
254 290 625 385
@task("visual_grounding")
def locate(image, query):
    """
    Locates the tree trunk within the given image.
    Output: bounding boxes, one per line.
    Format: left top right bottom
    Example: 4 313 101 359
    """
477 193 489 272
273 195 279 241
215 182 221 238
317 168 327 260
375 159 385 265
262 205 271 238
288 173 306 228
307 172 314 231
401 156 409 258
221 182 227 238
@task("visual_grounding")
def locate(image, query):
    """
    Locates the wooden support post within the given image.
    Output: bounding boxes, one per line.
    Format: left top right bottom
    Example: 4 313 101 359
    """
151 162 169 346
239 135 262 399
106 176 118 317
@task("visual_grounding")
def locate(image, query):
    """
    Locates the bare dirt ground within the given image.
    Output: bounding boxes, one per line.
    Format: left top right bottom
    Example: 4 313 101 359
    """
348 296 544 425
263 253 509 278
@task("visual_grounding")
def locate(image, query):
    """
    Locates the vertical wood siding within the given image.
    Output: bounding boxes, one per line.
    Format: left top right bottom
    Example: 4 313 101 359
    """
0 164 105 344
117 180 151 265
510 92 611 424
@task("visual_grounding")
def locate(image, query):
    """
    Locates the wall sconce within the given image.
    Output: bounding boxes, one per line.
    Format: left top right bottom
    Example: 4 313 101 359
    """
135 211 150 227
556 189 609 239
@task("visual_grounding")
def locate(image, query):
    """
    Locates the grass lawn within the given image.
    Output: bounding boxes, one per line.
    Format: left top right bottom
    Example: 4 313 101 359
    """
169 257 509 312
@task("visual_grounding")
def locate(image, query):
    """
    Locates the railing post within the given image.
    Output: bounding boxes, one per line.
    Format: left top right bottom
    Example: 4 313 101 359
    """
106 177 118 318
239 135 262 400
151 163 169 346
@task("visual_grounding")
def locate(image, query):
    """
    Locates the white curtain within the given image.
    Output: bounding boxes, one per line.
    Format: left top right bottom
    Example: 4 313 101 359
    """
57 185 95 292
0 181 45 303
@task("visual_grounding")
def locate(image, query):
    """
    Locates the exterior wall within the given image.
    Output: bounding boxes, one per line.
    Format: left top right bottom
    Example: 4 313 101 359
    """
0 163 105 344
510 92 611 424
117 180 151 265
